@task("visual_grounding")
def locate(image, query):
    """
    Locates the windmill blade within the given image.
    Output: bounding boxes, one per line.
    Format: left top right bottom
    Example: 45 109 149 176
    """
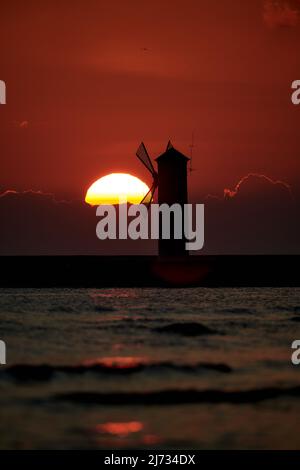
136 142 156 176
140 180 158 205
149 181 158 203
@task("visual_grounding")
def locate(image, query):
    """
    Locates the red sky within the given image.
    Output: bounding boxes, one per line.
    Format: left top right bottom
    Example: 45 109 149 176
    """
1 0 300 202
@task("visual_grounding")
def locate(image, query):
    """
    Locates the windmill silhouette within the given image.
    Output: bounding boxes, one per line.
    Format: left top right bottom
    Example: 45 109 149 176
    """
136 141 190 257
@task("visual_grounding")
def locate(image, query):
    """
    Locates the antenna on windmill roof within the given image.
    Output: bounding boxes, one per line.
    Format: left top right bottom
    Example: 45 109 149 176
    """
188 131 196 174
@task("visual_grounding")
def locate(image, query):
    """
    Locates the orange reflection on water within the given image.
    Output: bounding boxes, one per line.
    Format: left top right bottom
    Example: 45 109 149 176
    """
82 356 147 369
152 259 210 286
142 434 162 445
95 421 144 437
89 289 137 299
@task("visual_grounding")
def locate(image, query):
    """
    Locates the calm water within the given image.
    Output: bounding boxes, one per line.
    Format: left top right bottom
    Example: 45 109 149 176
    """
0 287 300 449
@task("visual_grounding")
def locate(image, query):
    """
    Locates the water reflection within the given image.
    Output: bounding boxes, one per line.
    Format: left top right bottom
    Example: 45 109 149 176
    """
95 421 143 437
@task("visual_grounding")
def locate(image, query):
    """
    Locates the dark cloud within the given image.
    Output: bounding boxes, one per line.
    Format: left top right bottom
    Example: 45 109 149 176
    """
203 174 299 254
0 178 299 255
0 190 155 255
223 173 292 199
263 1 299 28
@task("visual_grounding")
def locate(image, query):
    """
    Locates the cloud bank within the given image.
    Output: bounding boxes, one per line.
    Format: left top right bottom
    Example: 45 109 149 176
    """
0 174 299 255
263 1 299 28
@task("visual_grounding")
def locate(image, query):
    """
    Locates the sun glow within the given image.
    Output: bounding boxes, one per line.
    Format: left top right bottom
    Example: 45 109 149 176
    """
85 173 150 206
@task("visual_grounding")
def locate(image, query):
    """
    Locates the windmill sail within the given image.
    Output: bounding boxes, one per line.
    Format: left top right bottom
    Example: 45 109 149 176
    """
136 142 156 175
140 180 157 204
136 142 158 205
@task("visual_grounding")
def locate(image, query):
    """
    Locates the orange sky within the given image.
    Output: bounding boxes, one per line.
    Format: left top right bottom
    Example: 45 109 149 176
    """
1 0 300 202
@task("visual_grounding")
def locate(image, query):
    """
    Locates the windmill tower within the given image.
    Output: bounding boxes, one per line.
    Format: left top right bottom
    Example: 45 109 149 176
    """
136 141 190 258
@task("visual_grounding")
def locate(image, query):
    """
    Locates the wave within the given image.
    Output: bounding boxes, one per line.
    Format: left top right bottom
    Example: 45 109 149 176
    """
220 308 252 314
93 305 116 312
49 386 300 405
270 305 300 313
1 361 232 382
154 322 217 336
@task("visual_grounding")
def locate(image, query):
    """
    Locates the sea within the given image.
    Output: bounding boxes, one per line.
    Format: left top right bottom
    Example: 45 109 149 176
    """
0 287 300 450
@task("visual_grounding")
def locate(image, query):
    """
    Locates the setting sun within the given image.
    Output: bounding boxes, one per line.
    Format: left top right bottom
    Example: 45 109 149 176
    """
85 173 150 206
